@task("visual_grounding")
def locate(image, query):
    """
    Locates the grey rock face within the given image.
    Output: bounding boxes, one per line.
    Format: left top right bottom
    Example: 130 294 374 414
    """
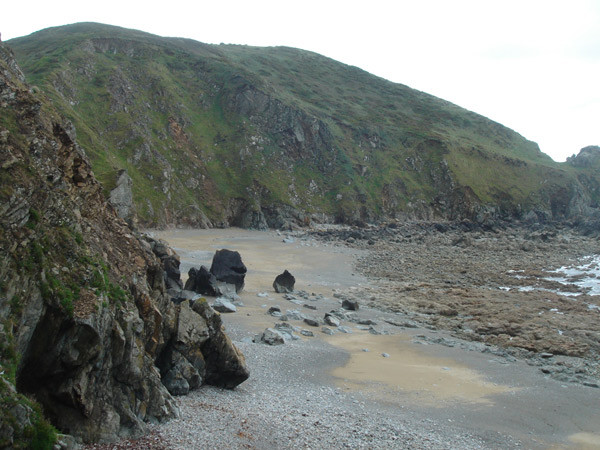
285 310 306 321
567 146 600 168
215 282 240 301
162 255 183 290
158 301 209 396
162 350 201 396
191 300 250 388
16 301 179 443
228 82 335 171
108 169 134 222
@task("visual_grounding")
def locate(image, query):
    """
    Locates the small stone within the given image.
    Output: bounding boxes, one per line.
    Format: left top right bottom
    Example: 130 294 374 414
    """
212 298 237 313
304 317 320 327
268 306 282 315
342 299 359 311
300 330 314 337
303 304 317 310
382 353 390 358
275 322 298 334
357 319 377 326
216 282 240 301
286 310 305 321
324 314 341 327
257 328 285 345
540 352 554 359
362 348 369 352
338 326 353 334
321 327 335 335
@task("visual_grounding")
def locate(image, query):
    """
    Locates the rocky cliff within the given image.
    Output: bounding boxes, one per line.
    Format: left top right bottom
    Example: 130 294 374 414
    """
9 23 600 228
0 42 248 447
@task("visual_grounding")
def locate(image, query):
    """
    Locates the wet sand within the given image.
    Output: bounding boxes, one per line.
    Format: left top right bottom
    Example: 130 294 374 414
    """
156 227 365 295
155 228 600 450
327 332 512 407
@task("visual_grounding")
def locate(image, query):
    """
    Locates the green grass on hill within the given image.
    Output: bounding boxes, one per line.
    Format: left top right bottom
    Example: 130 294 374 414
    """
7 22 592 225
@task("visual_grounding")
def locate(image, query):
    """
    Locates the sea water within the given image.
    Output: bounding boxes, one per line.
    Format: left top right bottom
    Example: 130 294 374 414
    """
547 255 600 295
506 256 600 310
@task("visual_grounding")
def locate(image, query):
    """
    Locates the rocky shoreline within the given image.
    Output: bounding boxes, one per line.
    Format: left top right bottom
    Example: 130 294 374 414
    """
77 224 600 449
308 222 600 386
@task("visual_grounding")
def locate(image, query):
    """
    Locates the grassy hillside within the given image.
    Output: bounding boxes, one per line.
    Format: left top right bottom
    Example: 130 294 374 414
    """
7 22 587 226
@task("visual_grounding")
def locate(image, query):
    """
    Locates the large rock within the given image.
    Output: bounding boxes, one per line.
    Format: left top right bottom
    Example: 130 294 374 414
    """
161 349 201 396
210 249 247 293
158 300 208 395
158 299 248 392
184 265 220 296
191 300 249 388
273 270 295 293
255 328 285 345
143 235 183 290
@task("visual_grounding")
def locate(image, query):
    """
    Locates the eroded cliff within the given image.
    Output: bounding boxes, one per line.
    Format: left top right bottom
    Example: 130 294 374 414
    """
0 42 248 447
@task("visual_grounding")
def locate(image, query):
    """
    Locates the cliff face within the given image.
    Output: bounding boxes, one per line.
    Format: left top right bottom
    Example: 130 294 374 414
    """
0 42 248 446
9 23 599 228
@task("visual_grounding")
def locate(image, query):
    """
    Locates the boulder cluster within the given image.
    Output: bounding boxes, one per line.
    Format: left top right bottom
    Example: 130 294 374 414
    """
143 238 250 395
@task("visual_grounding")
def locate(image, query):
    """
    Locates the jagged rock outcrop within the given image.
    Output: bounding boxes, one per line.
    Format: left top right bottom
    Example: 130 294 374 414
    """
568 146 600 168
108 169 135 225
0 42 248 446
184 265 220 296
157 298 248 395
227 79 336 169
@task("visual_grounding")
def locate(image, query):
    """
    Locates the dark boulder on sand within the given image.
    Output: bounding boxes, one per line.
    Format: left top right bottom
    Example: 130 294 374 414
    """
273 270 296 293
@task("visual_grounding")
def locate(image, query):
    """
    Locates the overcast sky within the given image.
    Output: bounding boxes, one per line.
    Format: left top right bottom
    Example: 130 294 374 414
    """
3 0 599 161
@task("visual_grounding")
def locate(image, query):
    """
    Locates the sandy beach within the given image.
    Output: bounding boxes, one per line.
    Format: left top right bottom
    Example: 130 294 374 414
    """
89 227 600 449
